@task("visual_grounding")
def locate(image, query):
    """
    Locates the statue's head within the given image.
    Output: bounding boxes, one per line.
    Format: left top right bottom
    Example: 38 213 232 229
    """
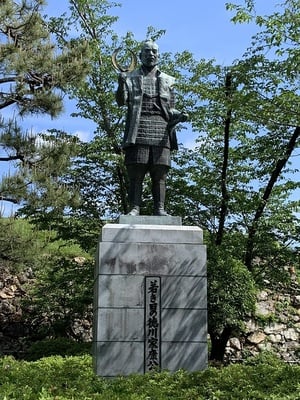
139 40 159 69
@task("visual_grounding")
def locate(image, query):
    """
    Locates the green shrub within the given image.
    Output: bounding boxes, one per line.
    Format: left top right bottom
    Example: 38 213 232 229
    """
24 338 92 361
0 354 300 399
243 351 283 367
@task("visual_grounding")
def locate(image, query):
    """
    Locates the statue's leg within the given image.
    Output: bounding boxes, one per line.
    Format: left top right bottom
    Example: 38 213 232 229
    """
150 165 170 216
126 164 147 216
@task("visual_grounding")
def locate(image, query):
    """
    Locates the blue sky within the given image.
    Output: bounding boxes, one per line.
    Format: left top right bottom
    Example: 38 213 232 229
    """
39 0 271 142
45 0 269 63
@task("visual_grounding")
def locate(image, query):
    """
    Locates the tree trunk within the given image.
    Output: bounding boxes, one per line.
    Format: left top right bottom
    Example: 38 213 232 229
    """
209 326 232 362
216 72 232 246
245 126 300 270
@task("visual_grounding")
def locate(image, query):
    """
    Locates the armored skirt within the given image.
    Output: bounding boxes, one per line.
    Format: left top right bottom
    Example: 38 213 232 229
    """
124 144 171 167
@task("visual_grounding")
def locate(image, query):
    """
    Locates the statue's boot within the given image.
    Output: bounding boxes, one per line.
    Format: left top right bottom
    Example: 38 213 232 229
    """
126 165 145 216
154 202 170 216
152 171 170 216
127 186 142 215
127 205 140 216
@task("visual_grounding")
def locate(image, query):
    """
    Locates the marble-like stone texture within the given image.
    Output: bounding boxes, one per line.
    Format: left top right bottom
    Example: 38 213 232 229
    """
93 222 207 377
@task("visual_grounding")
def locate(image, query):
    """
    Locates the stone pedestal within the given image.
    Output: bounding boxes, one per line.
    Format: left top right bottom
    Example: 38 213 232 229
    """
93 216 207 377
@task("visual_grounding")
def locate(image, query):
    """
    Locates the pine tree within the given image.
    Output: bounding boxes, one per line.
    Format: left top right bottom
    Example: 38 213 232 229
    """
0 0 90 206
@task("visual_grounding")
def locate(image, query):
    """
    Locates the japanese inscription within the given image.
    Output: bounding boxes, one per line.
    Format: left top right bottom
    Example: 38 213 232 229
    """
145 277 161 372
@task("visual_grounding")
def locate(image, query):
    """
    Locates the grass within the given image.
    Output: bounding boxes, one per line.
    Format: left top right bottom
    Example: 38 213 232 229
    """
1 353 300 399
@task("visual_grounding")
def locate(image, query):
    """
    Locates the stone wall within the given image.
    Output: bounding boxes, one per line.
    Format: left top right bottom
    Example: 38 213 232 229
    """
0 265 92 357
225 282 300 363
0 266 33 357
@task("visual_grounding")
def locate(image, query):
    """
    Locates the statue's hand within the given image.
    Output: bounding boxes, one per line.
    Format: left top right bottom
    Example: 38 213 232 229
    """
171 112 188 125
168 110 189 129
180 112 188 122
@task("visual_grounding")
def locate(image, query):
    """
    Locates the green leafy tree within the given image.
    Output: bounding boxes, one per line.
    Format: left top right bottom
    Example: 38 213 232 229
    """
226 0 300 270
23 254 94 341
0 217 47 272
207 244 256 361
166 0 300 360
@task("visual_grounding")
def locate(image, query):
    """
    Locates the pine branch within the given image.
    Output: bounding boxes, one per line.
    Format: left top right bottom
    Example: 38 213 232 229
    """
0 77 17 84
0 99 16 109
0 195 19 204
0 155 21 162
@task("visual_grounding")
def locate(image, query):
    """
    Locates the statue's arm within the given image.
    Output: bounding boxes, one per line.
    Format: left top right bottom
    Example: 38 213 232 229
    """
168 83 188 124
115 73 128 106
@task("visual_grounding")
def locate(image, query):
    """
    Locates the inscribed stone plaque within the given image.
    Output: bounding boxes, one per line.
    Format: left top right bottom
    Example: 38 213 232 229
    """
144 276 161 372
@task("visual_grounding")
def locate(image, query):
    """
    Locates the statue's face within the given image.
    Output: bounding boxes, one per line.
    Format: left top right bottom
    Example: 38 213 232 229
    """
140 42 159 68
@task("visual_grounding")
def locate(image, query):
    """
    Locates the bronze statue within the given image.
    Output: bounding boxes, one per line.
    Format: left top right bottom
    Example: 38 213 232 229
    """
115 40 187 216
